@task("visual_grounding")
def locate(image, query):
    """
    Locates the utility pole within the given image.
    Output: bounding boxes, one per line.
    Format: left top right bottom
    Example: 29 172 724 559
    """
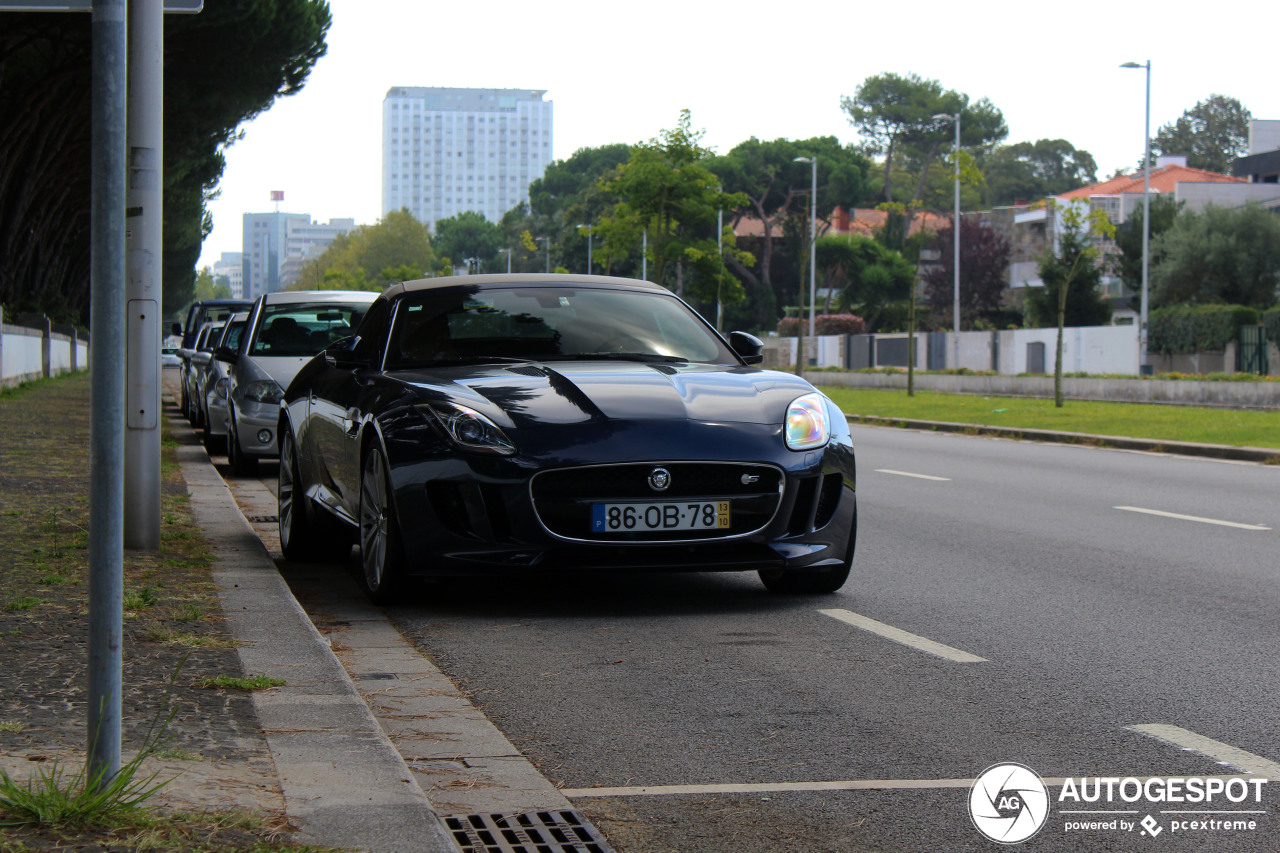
124 0 164 549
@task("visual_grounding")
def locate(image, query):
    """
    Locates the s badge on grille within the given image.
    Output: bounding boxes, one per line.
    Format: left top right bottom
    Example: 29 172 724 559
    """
741 473 759 485
648 467 671 492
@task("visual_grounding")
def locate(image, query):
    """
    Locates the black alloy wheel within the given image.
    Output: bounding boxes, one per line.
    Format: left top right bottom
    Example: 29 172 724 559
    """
278 428 347 562
359 447 406 605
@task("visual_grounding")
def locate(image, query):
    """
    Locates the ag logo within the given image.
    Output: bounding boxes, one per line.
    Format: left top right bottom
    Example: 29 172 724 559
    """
969 763 1050 844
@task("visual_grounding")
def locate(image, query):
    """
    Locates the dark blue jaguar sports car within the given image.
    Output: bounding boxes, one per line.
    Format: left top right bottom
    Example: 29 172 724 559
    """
277 274 856 603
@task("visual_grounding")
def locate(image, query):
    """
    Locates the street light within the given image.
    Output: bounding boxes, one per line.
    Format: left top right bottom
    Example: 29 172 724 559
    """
577 223 593 274
497 247 512 274
716 186 725 331
933 112 961 370
792 156 817 367
1122 60 1152 375
536 236 550 273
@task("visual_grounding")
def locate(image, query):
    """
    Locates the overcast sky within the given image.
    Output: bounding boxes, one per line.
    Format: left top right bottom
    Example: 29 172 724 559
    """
196 0 1274 268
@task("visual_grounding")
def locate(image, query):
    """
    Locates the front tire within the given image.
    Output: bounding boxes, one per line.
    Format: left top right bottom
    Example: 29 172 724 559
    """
227 408 258 475
278 428 347 562
359 447 407 605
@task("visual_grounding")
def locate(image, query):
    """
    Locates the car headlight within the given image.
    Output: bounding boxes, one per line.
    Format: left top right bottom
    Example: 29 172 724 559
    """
240 379 284 404
213 377 229 400
785 392 830 450
421 403 516 456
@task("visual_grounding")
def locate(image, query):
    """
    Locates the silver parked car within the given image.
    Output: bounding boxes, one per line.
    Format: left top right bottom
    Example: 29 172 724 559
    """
198 312 250 454
217 290 377 474
181 320 224 426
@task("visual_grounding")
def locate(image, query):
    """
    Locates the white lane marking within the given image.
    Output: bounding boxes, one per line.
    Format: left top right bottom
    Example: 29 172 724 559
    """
564 775 1247 799
1127 724 1280 777
819 608 987 663
875 469 951 481
1114 506 1271 531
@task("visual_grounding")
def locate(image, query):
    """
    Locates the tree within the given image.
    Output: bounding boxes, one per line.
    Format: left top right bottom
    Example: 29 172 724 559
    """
1026 204 1115 406
815 234 914 332
1150 95 1251 174
840 72 1007 208
920 219 1011 328
1113 195 1180 299
294 209 433 290
707 136 870 329
600 111 751 305
1150 204 1280 310
981 140 1098 207
432 211 506 271
0 2 331 323
192 267 232 301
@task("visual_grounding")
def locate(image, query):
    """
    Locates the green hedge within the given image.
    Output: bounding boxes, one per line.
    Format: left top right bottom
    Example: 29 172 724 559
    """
1264 305 1280 345
1148 304 1261 354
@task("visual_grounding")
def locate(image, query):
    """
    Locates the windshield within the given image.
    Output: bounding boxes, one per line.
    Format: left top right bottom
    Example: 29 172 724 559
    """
384 286 736 368
251 302 368 357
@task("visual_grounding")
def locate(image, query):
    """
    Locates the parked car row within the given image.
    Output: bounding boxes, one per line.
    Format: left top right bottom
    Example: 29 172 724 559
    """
178 278 858 606
177 291 377 468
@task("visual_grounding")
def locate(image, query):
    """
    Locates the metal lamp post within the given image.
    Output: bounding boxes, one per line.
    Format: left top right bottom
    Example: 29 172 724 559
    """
933 112 961 370
577 224 593 274
536 236 550 273
1122 60 1152 375
792 156 817 367
498 247 512 273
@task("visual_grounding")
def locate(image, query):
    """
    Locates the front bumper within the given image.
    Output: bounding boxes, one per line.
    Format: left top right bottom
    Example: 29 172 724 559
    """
384 427 856 578
233 399 280 459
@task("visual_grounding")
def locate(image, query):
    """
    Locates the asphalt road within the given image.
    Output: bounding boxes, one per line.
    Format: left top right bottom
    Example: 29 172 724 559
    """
375 426 1280 852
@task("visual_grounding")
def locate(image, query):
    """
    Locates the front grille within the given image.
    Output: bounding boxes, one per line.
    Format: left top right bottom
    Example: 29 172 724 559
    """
531 462 782 543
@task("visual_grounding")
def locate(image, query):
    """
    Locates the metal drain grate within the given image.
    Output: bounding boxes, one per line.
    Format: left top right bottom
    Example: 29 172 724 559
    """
444 810 615 853
247 515 279 524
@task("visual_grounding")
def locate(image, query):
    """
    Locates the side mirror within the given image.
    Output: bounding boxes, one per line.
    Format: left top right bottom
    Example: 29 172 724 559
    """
214 345 239 365
729 331 764 365
170 322 182 337
192 351 211 367
324 336 368 370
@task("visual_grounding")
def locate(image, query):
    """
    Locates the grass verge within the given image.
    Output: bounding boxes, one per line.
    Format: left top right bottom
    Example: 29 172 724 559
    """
820 387 1280 449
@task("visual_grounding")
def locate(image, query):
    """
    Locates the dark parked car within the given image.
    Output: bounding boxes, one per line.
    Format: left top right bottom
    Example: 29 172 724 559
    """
174 298 252 349
278 274 856 603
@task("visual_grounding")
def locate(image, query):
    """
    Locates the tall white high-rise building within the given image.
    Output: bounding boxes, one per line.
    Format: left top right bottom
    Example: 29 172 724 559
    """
382 87 553 230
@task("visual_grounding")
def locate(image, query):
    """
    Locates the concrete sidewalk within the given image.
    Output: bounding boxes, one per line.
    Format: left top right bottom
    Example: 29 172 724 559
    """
176 424 458 853
166 375 594 853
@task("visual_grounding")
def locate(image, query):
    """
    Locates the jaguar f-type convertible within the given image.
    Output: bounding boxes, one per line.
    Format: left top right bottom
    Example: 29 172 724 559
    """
278 274 856 603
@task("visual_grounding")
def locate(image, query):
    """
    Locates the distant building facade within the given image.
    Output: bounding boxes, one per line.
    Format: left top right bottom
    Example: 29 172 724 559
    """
381 87 553 230
242 213 355 298
1232 120 1280 207
211 252 244 299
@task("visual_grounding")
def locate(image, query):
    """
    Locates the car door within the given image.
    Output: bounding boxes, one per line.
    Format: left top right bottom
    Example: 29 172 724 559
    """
306 298 393 518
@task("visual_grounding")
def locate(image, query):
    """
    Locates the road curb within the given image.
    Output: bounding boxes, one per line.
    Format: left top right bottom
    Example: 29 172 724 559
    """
172 412 457 853
846 414 1280 464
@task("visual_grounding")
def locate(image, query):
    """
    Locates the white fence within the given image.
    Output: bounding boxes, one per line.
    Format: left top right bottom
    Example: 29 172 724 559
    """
766 325 1141 375
0 308 89 387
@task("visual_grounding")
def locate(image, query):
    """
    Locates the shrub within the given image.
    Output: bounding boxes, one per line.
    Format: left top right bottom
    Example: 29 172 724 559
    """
1264 305 1280 346
1148 304 1261 355
776 313 866 336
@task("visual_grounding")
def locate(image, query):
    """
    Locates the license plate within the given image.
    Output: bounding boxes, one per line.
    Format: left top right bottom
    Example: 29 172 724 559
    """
591 500 731 533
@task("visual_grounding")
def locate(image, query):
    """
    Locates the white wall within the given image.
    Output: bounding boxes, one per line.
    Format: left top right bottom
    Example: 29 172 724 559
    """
1 330 44 383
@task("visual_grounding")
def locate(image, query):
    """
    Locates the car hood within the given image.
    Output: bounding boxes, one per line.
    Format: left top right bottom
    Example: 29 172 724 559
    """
403 361 819 428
